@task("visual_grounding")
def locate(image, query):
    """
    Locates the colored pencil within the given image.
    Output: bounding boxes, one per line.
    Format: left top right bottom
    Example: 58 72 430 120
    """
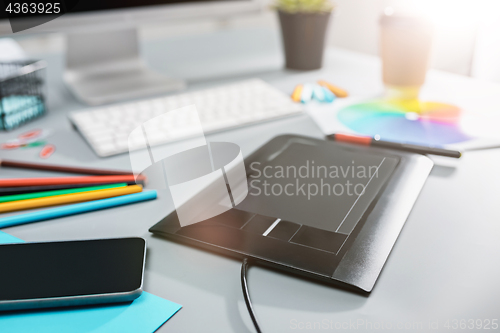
291 85 303 102
328 133 462 158
0 183 127 203
0 191 157 228
0 181 141 196
0 185 143 213
317 80 349 98
0 159 134 176
0 175 145 188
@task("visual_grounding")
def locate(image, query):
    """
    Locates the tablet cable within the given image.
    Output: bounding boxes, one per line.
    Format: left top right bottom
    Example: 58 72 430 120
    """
241 258 262 333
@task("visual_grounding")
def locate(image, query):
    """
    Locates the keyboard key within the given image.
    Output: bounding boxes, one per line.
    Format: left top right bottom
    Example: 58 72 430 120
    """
96 143 116 155
91 133 114 143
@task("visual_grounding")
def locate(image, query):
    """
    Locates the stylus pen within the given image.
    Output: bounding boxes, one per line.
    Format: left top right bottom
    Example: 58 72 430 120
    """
327 133 462 158
0 191 157 228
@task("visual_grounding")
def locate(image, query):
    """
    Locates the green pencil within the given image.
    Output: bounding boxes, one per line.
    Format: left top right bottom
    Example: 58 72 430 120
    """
0 183 128 203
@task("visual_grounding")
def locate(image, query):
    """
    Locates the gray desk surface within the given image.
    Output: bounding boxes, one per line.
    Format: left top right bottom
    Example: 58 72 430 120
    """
2 28 500 332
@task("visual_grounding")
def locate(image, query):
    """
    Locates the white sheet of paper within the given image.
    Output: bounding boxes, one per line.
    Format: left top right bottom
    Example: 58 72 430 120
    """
306 74 500 151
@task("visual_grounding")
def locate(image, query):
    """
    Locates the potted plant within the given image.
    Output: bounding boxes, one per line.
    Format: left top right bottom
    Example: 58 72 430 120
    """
275 0 334 70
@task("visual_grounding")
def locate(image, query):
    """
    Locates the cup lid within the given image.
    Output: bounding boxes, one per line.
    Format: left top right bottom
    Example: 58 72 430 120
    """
380 7 432 27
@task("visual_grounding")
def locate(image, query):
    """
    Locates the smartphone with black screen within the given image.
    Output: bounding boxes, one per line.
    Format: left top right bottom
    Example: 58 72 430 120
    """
0 237 146 311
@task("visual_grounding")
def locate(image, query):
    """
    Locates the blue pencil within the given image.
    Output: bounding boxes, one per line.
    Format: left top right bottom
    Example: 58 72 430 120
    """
0 191 157 229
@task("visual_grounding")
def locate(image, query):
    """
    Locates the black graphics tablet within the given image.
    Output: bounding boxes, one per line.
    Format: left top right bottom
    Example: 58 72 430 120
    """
150 135 433 293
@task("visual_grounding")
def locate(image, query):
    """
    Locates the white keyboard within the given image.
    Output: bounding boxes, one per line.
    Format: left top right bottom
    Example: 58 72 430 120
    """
70 79 303 157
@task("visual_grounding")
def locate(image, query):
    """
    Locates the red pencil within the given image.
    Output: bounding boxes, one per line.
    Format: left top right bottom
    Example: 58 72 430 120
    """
0 175 145 188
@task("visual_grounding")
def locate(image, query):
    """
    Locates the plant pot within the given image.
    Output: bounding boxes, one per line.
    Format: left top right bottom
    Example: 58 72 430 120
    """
278 10 331 70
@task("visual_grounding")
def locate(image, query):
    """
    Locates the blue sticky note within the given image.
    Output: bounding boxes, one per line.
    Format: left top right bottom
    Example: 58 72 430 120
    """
0 231 182 333
0 231 23 244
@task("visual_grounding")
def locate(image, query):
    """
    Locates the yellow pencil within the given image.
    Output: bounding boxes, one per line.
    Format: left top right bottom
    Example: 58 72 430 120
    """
0 185 143 213
317 80 349 98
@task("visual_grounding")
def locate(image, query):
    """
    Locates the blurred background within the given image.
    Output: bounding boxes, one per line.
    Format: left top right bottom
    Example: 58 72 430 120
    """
10 0 500 82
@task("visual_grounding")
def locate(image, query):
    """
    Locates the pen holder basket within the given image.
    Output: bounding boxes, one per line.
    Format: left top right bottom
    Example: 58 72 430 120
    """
0 60 47 130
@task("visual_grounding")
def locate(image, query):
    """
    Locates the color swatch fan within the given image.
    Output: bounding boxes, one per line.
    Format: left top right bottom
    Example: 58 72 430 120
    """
308 96 500 151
